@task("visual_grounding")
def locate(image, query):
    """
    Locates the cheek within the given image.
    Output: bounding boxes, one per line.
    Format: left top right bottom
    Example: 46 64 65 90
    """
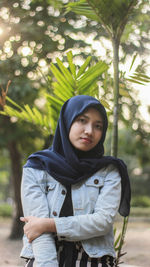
68 130 72 143
70 123 81 135
69 123 83 144
69 124 77 142
69 131 72 144
96 131 103 142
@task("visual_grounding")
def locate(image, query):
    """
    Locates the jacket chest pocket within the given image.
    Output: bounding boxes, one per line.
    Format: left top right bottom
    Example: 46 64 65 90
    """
85 176 104 203
73 176 104 212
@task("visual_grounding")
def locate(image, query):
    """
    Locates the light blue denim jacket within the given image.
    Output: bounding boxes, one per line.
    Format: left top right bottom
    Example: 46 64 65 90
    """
20 164 121 267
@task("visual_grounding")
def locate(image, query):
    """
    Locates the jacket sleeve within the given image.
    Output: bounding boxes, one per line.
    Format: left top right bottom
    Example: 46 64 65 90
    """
54 165 121 241
20 167 58 267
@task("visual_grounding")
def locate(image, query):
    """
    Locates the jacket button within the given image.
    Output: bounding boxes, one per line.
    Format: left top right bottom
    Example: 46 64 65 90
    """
61 189 66 195
53 211 57 216
94 179 99 184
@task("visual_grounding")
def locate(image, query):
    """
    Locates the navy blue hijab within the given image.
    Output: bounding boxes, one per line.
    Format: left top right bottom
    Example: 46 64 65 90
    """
24 95 131 217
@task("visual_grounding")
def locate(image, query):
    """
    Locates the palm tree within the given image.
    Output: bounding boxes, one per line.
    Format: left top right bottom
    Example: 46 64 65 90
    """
66 0 138 157
1 51 108 134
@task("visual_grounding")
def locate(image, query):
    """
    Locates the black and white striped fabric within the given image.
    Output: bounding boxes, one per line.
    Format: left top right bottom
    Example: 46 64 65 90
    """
25 254 116 267
24 241 116 267
25 258 34 267
56 240 116 267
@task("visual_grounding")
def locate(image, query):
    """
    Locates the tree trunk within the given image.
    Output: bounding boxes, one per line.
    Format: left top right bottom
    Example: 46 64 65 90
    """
7 140 24 239
111 37 120 158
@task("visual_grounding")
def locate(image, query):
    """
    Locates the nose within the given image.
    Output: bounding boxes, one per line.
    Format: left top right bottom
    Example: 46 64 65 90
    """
84 123 93 135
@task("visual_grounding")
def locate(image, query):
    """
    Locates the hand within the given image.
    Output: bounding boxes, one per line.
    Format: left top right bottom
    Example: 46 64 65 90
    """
20 216 45 242
20 216 56 242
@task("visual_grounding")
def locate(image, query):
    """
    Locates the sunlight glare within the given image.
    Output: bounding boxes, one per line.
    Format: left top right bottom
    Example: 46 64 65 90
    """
38 59 46 67
21 46 32 56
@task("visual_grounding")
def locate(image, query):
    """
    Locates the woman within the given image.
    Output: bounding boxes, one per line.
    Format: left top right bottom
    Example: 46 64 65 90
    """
20 95 131 267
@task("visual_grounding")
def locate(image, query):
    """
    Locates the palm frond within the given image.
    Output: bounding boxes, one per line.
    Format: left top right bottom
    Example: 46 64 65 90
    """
1 51 108 133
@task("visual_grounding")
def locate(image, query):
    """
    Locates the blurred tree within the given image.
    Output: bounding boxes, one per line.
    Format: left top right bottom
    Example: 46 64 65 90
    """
0 149 11 201
0 0 97 239
66 0 145 156
65 1 150 263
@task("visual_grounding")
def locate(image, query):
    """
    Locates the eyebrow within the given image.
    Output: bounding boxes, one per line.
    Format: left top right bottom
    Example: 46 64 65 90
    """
80 114 103 124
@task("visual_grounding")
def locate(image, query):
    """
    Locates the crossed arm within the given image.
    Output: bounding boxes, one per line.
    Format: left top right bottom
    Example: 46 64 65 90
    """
20 216 56 242
21 166 121 243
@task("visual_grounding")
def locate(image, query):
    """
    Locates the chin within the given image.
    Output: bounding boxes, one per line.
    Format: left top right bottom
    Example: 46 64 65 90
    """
77 146 93 152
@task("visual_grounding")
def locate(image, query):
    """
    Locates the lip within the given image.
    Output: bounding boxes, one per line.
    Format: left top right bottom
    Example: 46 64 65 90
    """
80 137 92 144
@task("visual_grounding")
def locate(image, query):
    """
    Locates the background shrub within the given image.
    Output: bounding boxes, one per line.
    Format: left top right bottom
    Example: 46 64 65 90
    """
131 195 150 207
0 203 13 217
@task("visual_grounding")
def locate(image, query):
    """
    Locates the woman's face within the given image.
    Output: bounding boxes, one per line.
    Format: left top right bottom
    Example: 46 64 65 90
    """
69 107 103 151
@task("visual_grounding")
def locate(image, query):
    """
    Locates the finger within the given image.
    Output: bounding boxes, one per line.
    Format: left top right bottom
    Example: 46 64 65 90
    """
24 224 28 233
20 216 30 223
26 233 33 243
28 238 32 243
20 217 26 222
26 233 32 243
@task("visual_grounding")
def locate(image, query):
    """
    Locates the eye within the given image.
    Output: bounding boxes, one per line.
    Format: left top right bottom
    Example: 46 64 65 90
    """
79 118 86 123
95 124 103 130
76 117 87 124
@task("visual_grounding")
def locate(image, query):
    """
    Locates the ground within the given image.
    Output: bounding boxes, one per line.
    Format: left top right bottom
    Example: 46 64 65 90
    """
0 217 150 267
115 218 150 267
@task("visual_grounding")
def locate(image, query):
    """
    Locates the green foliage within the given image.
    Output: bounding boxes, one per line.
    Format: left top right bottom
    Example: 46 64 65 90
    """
130 207 150 217
46 51 108 131
50 51 108 99
127 72 150 85
1 51 109 133
66 0 100 22
0 171 10 201
0 0 102 149
66 0 138 39
0 203 13 217
0 96 52 134
131 196 150 208
127 53 150 85
89 0 137 33
114 217 128 266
